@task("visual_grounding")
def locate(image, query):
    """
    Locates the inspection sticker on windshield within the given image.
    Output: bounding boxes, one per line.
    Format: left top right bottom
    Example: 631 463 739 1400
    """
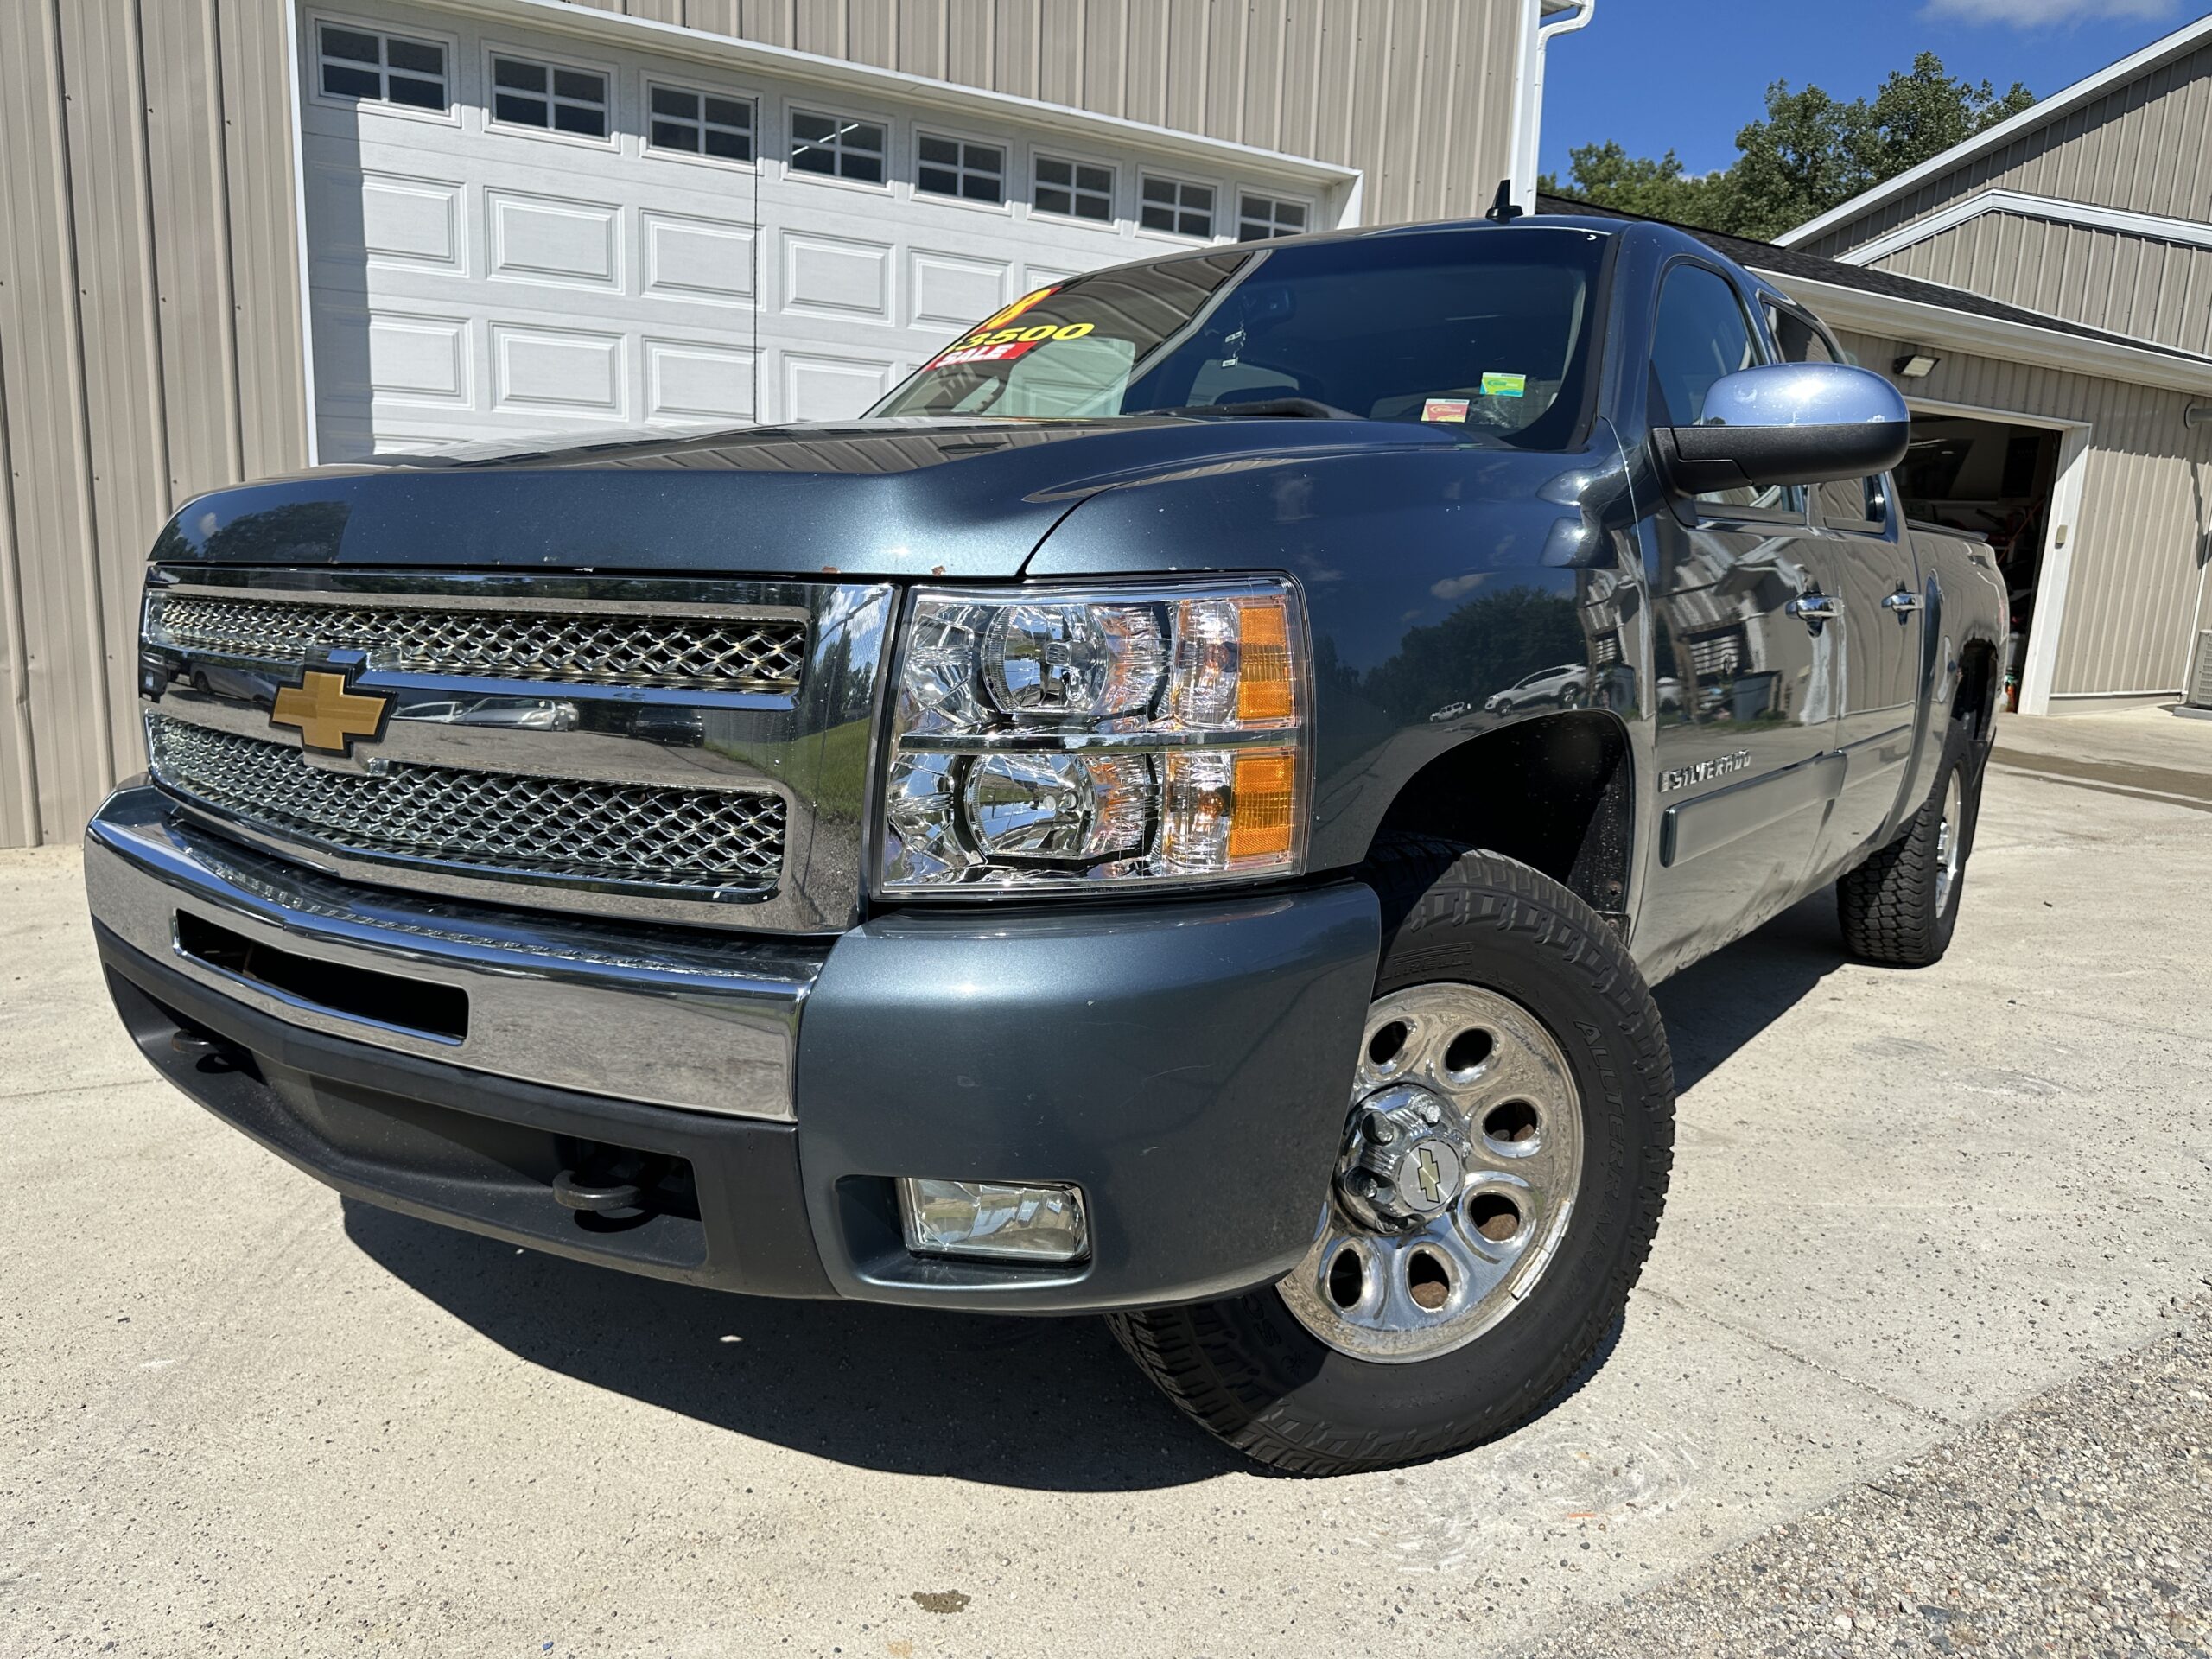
1480 372 1527 398
1421 397 1471 423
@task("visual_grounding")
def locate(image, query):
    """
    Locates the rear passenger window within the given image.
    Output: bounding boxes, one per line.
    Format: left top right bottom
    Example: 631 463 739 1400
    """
1652 264 1799 516
1772 306 1888 531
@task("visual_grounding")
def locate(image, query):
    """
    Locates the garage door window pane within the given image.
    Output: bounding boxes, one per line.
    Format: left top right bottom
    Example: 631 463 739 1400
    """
321 27 379 64
647 84 753 162
386 39 442 75
791 110 884 182
553 99 606 137
1237 194 1306 240
1141 175 1214 237
491 54 606 138
918 133 1003 204
320 24 447 111
1036 156 1110 221
322 61 380 99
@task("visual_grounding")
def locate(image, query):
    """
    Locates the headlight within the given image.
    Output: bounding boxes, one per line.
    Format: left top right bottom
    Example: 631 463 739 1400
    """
878 579 1310 893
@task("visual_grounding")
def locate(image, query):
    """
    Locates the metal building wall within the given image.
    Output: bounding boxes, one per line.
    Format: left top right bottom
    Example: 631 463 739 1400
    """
1872 217 2212 359
0 0 1529 848
1800 35 2212 264
1834 327 2212 703
0 0 305 850
560 0 1529 226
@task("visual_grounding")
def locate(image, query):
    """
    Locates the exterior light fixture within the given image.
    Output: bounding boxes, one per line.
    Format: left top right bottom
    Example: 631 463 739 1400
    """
899 1178 1090 1262
1893 352 1942 379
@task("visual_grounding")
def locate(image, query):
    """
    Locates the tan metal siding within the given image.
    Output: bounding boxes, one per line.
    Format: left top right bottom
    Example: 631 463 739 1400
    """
570 0 1525 225
0 0 112 847
1804 39 2212 264
0 0 304 849
58 0 168 786
0 0 1528 844
1834 327 2212 700
218 0 312 484
1875 213 2212 359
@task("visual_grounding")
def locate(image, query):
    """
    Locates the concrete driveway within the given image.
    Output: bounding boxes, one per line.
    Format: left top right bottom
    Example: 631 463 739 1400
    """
3 714 2208 1657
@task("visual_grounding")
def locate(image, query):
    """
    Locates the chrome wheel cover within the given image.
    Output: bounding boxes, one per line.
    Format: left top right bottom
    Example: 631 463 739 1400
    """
1935 768 1964 915
1279 982 1586 1363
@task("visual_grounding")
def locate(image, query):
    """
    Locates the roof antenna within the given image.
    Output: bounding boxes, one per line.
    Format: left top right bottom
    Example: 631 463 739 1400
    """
1486 180 1526 223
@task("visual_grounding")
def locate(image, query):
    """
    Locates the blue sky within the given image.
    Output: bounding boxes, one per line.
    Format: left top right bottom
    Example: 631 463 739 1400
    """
1540 0 2208 182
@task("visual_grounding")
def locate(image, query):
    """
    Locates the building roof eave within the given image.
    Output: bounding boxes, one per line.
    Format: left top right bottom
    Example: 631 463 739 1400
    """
1753 267 2212 398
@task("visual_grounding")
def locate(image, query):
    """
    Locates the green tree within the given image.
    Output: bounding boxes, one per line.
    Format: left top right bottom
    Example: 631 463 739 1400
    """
1542 52 2036 241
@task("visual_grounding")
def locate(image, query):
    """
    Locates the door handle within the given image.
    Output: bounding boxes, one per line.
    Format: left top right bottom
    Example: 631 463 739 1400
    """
1785 593 1840 629
1883 589 1925 620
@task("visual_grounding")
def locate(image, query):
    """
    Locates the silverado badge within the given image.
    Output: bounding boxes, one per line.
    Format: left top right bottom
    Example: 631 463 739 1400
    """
270 666 391 757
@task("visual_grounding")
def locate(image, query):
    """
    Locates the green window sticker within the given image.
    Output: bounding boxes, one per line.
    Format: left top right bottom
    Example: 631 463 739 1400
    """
1479 372 1527 398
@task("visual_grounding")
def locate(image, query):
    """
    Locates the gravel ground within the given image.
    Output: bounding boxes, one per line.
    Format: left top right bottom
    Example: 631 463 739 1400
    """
1530 1297 2212 1658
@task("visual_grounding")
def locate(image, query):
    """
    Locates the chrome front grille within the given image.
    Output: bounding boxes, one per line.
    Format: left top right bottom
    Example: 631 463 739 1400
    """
150 591 807 693
148 715 785 893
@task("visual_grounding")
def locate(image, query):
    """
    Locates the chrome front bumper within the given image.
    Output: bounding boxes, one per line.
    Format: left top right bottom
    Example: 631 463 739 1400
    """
85 784 825 1120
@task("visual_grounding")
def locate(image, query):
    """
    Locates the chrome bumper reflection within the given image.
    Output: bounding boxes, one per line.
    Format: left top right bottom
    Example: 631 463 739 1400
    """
86 785 825 1121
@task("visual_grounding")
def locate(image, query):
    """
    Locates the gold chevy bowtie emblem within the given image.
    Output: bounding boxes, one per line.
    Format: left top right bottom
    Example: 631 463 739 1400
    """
270 669 390 756
1415 1146 1443 1205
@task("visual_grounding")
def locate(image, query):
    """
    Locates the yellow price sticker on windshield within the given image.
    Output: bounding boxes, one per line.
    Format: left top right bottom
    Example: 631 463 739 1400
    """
929 320 1096 370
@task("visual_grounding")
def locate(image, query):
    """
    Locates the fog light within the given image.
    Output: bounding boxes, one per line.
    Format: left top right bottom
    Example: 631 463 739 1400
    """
899 1178 1090 1263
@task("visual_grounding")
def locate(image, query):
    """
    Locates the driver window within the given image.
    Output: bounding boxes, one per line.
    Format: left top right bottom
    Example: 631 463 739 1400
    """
1652 265 1801 517
1770 307 1889 532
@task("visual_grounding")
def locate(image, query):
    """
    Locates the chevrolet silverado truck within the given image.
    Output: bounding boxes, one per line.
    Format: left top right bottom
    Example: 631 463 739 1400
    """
85 214 2004 1475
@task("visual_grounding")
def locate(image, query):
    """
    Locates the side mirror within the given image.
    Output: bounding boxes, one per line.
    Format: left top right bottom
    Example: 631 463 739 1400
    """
1657 362 1910 494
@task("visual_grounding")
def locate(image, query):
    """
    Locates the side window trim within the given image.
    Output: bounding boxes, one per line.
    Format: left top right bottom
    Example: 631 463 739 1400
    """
1771 301 1895 537
1650 256 1807 529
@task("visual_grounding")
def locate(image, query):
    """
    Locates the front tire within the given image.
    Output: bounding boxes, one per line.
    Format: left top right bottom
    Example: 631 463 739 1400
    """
1109 841 1675 1476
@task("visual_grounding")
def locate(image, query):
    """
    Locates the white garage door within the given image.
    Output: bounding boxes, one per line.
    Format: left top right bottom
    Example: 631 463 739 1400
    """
299 4 1317 460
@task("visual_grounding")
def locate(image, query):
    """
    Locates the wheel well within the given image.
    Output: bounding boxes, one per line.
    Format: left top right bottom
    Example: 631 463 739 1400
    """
1955 640 1998 739
1368 713 1635 922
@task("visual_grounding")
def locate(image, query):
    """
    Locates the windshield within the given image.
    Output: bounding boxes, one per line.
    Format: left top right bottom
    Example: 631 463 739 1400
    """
869 227 1610 448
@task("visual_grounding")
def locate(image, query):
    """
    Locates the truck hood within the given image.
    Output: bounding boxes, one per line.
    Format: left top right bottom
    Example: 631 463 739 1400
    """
150 418 1469 581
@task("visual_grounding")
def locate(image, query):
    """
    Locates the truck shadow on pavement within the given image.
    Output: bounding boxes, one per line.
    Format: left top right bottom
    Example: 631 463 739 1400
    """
341 1195 1249 1489
338 889 1844 1488
1652 887 1848 1092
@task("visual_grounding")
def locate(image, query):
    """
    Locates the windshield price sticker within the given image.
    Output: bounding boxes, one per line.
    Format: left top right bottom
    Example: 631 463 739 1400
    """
926 320 1097 372
931 340 1044 368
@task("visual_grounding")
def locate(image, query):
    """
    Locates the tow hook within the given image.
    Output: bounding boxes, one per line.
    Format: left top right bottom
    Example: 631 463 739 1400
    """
551 1166 645 1215
168 1027 249 1072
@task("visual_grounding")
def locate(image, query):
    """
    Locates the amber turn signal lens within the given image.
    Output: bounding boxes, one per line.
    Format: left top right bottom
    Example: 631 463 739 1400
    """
1228 749 1298 863
1235 600 1295 724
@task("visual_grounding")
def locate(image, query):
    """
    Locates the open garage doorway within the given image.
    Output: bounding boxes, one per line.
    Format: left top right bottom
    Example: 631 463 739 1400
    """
1893 402 2088 715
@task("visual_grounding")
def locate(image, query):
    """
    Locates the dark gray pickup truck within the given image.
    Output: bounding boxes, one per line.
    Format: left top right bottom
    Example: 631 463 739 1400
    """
85 213 2005 1475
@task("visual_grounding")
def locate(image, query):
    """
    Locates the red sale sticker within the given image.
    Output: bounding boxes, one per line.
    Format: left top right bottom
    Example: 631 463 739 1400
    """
927 340 1044 370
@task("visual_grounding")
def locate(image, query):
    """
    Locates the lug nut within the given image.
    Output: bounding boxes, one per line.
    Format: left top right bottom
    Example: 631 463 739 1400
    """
1361 1109 1395 1144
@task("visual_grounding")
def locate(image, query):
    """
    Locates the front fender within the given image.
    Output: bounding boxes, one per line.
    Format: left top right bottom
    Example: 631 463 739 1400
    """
1024 440 1656 874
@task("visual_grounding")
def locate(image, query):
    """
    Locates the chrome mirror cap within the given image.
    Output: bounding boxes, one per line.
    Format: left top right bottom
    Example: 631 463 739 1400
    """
1662 361 1911 493
1700 360 1910 435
